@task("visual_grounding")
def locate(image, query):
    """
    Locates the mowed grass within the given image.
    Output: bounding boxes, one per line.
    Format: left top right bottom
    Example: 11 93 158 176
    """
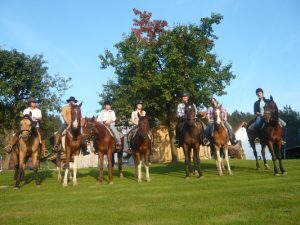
0 159 299 225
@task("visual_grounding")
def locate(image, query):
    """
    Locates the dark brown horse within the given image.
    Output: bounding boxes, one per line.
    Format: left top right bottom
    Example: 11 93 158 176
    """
82 117 115 184
130 115 151 182
57 103 83 187
14 115 40 189
262 96 286 176
179 102 204 179
210 105 232 176
245 121 270 170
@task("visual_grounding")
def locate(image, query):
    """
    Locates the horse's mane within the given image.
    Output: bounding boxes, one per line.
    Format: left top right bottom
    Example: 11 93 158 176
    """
138 116 150 132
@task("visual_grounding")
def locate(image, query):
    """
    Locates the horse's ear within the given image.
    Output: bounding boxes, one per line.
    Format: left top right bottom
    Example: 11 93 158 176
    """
91 116 95 122
79 101 83 107
270 95 273 101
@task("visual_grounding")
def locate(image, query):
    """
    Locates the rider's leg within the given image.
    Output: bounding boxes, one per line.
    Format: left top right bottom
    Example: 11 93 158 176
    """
54 123 68 150
205 122 214 142
5 131 21 153
36 127 48 157
224 121 238 145
110 125 121 149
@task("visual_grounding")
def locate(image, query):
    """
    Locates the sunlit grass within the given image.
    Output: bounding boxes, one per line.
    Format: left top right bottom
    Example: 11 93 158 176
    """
0 159 299 225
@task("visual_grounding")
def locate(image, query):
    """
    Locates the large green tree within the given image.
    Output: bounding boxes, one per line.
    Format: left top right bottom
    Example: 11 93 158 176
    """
0 48 70 147
99 9 235 161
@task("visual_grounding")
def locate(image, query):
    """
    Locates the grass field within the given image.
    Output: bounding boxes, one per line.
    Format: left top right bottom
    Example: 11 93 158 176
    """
0 159 299 225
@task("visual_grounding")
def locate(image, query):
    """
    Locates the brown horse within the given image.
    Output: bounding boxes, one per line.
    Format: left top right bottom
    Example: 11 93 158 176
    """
210 105 232 176
262 96 286 176
56 103 83 187
82 117 115 184
14 115 40 189
179 102 204 179
130 115 151 182
245 121 270 170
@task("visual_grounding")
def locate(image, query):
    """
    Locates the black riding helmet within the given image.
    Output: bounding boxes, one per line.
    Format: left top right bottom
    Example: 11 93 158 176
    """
255 88 264 94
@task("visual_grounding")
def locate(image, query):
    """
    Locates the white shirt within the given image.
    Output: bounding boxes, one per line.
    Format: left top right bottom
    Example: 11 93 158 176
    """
23 107 42 127
97 109 116 125
131 110 146 125
177 103 197 118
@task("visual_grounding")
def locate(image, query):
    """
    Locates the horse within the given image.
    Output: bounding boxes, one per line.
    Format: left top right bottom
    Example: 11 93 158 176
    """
129 115 151 182
81 117 115 184
261 96 286 176
56 103 83 187
179 102 204 179
210 105 232 176
14 114 41 189
244 120 270 170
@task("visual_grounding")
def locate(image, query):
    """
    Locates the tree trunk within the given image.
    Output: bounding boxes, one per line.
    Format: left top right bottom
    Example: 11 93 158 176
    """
166 103 178 162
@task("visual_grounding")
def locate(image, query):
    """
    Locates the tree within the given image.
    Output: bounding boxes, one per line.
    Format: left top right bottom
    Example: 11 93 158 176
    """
0 48 70 152
228 110 254 130
99 9 235 162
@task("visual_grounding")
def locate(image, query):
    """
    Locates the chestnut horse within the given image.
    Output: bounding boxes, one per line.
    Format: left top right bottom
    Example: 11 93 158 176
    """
210 105 232 176
179 102 204 179
130 115 151 182
262 96 286 176
82 117 115 184
14 115 41 189
57 103 83 187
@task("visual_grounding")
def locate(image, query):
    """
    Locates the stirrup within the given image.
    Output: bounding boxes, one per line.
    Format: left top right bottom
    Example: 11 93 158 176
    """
5 145 12 153
254 138 260 143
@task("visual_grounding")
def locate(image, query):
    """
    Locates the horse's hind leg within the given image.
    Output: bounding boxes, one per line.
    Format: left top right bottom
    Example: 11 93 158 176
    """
224 149 232 175
193 148 203 178
215 148 223 176
144 153 151 182
261 145 270 170
251 142 260 170
183 146 191 178
107 150 114 185
98 152 104 184
117 151 124 178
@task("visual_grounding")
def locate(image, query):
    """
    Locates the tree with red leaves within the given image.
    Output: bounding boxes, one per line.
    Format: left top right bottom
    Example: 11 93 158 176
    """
99 9 234 162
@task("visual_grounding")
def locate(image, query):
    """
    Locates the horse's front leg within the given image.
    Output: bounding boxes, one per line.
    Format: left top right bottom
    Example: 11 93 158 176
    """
134 153 142 182
268 142 279 176
144 151 151 182
31 150 41 187
98 152 104 184
182 145 190 179
224 148 232 175
193 146 203 179
15 151 26 189
275 141 286 175
107 149 114 185
63 147 71 187
215 147 223 176
261 144 270 170
251 142 260 170
72 153 79 186
56 152 62 183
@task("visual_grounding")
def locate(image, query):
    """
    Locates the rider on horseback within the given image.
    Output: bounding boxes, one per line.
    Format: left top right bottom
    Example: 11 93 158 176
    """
6 97 48 157
175 92 209 147
97 100 122 150
205 98 238 145
54 96 78 150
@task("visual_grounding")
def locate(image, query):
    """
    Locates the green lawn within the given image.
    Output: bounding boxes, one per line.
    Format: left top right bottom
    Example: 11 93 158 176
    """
0 159 299 225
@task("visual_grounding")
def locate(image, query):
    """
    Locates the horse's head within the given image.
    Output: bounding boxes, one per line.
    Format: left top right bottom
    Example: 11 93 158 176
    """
71 102 82 130
138 115 150 138
20 114 33 141
82 116 95 139
263 96 279 124
184 102 196 126
213 104 224 125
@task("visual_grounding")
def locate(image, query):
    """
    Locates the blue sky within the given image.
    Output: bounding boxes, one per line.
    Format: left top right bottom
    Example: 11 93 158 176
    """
1 0 299 117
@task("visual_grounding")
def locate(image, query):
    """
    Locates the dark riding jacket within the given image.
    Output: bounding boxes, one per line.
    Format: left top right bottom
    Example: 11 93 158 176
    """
254 98 270 115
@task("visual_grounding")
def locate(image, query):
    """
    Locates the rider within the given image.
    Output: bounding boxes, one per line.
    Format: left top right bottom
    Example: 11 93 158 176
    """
253 88 286 134
125 100 148 154
175 92 209 147
96 100 122 150
5 97 48 157
205 98 238 145
54 96 78 150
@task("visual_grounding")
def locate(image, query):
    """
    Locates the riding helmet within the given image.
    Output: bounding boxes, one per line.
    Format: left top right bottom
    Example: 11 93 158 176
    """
255 88 264 94
66 96 78 103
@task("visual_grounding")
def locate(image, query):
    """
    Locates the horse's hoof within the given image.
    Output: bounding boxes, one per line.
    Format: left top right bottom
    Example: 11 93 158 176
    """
198 176 204 180
228 172 233 176
73 182 78 187
264 164 270 170
218 173 223 176
63 183 68 188
282 172 287 176
256 167 260 171
146 179 151 182
36 185 41 188
137 179 142 183
185 176 190 180
274 173 279 176
97 181 102 185
194 171 199 176
109 181 114 185
119 173 124 179
13 187 20 190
